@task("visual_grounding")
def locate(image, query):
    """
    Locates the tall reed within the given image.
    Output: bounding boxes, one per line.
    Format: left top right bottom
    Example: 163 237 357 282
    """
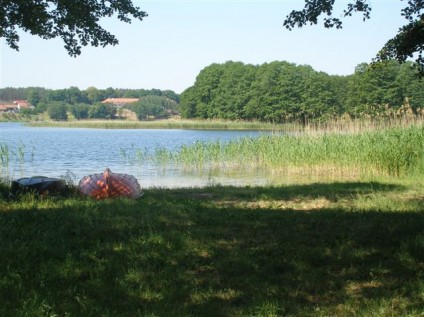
149 125 424 177
0 142 32 182
0 143 10 180
298 115 424 135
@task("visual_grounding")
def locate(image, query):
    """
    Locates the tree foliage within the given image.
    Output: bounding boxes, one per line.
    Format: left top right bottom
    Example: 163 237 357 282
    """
88 103 116 119
0 87 179 105
283 0 424 73
27 90 41 106
69 103 89 120
47 102 68 121
1 0 147 56
0 86 180 121
180 60 424 123
127 96 179 120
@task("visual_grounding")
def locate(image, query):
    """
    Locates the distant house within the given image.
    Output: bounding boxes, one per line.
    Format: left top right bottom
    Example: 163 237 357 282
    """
0 103 16 113
101 98 139 108
0 100 33 113
14 100 32 110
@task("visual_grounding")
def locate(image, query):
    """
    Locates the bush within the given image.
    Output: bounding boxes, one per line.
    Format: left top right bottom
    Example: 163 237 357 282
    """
47 102 68 121
88 103 116 119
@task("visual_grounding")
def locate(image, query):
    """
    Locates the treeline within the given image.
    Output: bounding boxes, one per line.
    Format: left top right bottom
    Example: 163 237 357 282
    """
127 96 179 120
0 87 179 105
180 60 424 123
0 87 180 121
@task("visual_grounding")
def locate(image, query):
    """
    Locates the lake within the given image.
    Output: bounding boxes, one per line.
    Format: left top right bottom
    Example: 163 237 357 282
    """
0 122 273 188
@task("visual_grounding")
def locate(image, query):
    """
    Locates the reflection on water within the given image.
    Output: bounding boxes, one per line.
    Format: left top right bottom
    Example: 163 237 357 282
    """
0 122 277 188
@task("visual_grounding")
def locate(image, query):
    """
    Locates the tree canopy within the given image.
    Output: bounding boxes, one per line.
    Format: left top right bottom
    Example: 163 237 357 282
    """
283 0 424 73
0 0 147 56
180 60 424 123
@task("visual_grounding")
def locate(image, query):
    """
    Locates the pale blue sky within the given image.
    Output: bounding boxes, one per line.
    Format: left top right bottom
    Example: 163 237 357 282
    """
0 1 407 93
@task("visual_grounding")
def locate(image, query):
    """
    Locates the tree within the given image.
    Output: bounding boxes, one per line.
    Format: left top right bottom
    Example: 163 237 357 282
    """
180 60 423 122
1 0 147 56
180 87 198 118
211 62 256 120
27 90 41 106
69 103 89 120
129 96 179 120
65 86 89 104
88 103 116 119
47 102 68 121
283 0 424 73
180 63 225 119
85 87 104 104
46 89 67 103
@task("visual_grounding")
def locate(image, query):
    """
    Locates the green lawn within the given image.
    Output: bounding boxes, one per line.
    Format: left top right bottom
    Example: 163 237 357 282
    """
1 179 423 316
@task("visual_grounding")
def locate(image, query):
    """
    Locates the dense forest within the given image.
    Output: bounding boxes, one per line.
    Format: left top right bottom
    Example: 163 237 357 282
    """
0 87 180 121
180 60 424 123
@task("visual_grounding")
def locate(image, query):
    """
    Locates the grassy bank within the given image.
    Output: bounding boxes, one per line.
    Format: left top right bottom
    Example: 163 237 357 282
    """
25 116 424 132
1 178 424 316
26 119 283 131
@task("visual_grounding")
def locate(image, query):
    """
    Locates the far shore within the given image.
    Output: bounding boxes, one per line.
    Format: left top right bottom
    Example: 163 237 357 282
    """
24 118 285 131
19 116 424 135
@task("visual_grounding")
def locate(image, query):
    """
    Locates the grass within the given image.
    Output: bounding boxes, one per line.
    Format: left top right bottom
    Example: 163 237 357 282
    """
24 116 424 132
1 178 424 316
1 120 424 316
26 118 284 131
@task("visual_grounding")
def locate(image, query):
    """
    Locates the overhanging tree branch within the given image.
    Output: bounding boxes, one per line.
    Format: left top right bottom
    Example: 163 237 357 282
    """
283 0 424 75
0 0 147 56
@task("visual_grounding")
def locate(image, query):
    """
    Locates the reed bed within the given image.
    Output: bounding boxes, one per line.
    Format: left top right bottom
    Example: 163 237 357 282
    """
150 125 424 178
27 115 424 133
298 115 424 135
27 119 283 131
0 142 28 182
3 122 424 181
0 143 10 180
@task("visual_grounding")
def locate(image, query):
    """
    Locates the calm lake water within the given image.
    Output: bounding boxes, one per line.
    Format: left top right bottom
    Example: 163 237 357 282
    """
0 122 272 188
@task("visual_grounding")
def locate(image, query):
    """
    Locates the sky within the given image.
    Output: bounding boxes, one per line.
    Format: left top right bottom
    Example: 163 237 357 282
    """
0 0 408 94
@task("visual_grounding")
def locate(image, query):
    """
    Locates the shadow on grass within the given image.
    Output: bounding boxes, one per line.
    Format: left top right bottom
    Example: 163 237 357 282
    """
160 181 405 202
1 181 423 316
